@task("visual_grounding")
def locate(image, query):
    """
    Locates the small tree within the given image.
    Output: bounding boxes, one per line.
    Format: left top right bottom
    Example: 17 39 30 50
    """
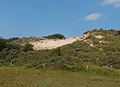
23 43 34 52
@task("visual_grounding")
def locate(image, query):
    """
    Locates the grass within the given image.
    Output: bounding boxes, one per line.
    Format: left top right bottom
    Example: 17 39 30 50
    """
0 66 120 87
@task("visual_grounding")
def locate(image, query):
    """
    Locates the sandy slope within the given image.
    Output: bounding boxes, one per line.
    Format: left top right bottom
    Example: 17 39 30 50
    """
30 33 89 50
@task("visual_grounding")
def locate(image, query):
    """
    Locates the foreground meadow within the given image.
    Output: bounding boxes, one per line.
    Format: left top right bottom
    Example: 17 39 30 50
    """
0 66 120 87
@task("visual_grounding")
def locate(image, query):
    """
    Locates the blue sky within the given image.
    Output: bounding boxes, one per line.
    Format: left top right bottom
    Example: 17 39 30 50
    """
0 0 120 38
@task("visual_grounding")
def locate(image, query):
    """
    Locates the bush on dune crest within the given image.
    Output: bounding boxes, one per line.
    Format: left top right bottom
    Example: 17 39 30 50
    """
43 34 65 39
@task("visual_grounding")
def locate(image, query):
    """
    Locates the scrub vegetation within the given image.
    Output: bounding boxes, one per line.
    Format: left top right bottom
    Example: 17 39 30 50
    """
0 29 120 87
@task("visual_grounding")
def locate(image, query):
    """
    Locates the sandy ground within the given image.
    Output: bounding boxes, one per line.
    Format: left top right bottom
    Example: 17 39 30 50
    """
94 35 104 39
30 33 89 50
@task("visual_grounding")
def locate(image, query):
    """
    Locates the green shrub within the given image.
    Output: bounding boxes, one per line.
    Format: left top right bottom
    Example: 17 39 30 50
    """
0 38 6 51
7 37 19 42
23 44 34 52
43 34 65 39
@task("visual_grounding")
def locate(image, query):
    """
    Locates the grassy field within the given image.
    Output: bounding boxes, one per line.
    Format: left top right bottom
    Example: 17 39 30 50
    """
0 66 120 87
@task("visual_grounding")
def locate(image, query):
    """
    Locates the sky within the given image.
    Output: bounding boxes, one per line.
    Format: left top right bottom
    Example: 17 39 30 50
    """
0 0 120 38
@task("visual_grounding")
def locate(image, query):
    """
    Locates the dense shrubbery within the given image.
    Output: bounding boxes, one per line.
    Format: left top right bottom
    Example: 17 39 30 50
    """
7 37 19 42
0 38 6 51
0 37 21 51
43 34 65 39
0 29 120 70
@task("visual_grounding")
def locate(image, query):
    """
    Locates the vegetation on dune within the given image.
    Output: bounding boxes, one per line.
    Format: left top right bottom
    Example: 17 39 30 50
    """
6 37 19 42
0 37 6 51
43 33 65 39
0 37 20 51
22 43 34 52
0 29 120 70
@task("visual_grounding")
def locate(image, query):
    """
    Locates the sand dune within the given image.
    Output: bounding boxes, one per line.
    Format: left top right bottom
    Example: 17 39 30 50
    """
30 33 89 50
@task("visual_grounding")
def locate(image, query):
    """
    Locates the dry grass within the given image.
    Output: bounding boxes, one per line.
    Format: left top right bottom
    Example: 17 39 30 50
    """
0 66 120 87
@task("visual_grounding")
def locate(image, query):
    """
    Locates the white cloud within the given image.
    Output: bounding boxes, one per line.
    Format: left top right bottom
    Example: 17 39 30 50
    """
101 0 120 7
84 13 102 21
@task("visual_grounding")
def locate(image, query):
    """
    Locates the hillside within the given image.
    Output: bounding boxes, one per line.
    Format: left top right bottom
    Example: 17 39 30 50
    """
0 29 120 70
10 32 89 50
31 32 89 50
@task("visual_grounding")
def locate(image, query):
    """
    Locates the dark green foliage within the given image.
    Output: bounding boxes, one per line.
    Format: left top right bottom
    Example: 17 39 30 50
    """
118 30 120 35
52 47 61 56
0 37 21 51
0 48 8 60
23 44 33 52
6 44 20 50
43 34 65 39
7 37 19 42
0 38 6 51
